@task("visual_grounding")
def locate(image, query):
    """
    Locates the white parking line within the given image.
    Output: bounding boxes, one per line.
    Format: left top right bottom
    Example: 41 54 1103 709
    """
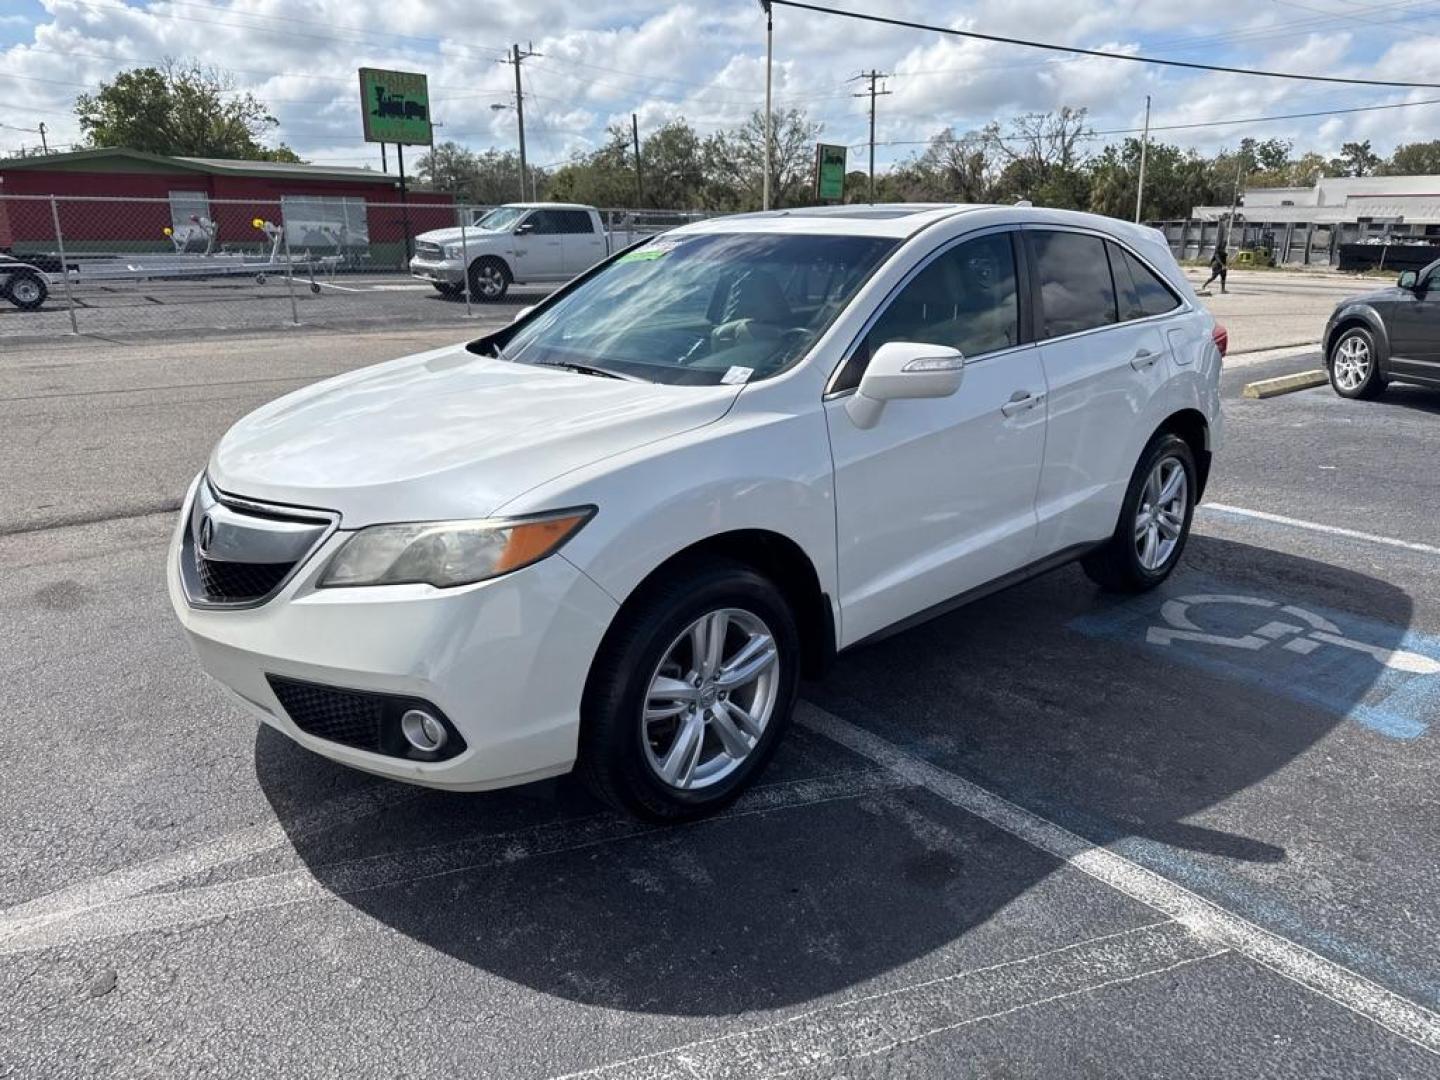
551 921 1224 1079
1201 503 1440 557
797 704 1440 1058
0 769 903 955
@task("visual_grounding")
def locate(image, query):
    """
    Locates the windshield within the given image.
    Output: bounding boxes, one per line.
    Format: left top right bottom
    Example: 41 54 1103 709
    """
474 207 527 231
498 232 899 385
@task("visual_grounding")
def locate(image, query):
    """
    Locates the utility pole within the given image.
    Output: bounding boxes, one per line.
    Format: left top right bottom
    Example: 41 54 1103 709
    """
851 70 891 203
1133 95 1150 224
632 113 644 208
500 43 541 202
759 0 773 210
38 122 48 155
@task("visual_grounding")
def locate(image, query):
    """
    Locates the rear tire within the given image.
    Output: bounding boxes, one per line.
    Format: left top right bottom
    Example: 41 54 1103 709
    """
1082 433 1196 593
4 270 47 311
467 257 510 302
1328 326 1384 400
578 559 800 821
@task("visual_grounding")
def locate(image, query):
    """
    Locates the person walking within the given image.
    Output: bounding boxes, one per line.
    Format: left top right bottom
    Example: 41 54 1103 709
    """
1200 243 1228 294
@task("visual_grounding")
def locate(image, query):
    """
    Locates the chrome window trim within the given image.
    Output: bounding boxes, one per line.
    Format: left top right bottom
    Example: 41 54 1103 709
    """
179 478 339 611
823 223 1026 398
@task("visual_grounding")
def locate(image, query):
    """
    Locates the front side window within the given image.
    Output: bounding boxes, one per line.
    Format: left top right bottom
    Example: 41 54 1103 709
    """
833 232 1020 392
1031 230 1118 339
475 206 526 232
491 232 898 385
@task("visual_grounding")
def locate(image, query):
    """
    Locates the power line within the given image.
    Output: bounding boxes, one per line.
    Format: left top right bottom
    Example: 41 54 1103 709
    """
767 0 1440 89
854 94 1440 149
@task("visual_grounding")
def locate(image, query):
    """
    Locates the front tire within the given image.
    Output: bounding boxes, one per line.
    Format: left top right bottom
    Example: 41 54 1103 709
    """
432 282 463 299
578 559 800 821
467 257 510 302
1082 433 1196 593
1328 326 1384 399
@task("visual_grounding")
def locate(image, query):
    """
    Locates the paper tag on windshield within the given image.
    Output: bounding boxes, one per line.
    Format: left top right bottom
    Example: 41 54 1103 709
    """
721 366 754 385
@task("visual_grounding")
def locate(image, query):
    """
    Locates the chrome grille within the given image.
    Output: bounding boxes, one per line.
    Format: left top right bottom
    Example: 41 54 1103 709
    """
179 479 337 608
415 241 444 259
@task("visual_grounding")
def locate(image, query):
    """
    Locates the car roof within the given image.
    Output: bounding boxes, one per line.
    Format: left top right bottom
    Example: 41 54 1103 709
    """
669 203 1172 249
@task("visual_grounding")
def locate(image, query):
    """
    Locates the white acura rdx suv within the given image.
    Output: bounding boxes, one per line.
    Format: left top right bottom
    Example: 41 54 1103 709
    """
170 204 1224 820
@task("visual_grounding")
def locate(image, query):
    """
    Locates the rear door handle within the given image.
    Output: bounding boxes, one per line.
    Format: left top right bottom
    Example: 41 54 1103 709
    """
1001 390 1045 417
1131 349 1160 370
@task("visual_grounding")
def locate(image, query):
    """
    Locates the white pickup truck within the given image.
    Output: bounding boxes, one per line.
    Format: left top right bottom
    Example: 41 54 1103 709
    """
410 202 637 302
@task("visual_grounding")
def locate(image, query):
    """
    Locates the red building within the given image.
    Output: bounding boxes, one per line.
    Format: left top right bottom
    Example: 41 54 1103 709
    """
0 148 455 265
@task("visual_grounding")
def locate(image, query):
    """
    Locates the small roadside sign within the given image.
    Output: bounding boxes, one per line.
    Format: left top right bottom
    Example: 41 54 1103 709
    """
815 143 847 202
359 68 433 146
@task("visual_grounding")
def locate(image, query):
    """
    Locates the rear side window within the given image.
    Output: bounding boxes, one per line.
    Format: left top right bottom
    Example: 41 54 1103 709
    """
1030 231 1117 339
1119 245 1180 318
560 210 594 234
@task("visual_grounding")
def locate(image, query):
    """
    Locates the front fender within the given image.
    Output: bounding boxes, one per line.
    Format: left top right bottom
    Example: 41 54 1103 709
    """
1325 304 1390 364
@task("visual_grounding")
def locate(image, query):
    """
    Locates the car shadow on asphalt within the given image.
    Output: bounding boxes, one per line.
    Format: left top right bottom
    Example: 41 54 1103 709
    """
255 534 1414 1015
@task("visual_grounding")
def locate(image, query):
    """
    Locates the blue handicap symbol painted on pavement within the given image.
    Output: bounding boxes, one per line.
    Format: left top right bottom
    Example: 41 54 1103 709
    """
1069 576 1440 740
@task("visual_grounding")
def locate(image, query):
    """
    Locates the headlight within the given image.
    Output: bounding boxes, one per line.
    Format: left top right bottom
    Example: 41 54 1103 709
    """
318 508 594 589
443 244 465 260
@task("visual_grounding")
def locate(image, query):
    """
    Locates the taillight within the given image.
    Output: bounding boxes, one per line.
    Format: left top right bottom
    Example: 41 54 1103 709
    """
1212 324 1228 358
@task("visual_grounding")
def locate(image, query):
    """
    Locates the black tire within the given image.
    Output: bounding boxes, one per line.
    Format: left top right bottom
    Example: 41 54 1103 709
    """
1327 326 1385 400
467 257 511 302
4 270 47 311
1081 433 1197 593
432 282 463 299
578 558 801 821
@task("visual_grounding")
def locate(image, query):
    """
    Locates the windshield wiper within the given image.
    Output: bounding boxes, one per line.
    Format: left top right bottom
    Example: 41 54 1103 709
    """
535 360 644 382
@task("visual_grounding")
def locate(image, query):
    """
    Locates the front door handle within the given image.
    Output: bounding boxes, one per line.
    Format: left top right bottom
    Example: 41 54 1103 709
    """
1131 349 1160 370
1001 390 1045 417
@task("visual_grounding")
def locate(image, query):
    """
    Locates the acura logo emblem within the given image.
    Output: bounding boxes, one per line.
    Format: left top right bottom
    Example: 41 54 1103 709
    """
198 514 215 556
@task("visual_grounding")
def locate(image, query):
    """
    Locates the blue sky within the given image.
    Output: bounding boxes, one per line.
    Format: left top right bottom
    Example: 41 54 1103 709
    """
3 1 1440 169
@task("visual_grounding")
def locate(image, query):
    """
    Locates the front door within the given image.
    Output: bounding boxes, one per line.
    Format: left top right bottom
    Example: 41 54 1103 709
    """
825 229 1047 646
512 210 565 281
1387 263 1440 380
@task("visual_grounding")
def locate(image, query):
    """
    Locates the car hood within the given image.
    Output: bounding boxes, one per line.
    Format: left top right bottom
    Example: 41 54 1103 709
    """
1334 287 1398 310
208 343 740 526
415 226 504 247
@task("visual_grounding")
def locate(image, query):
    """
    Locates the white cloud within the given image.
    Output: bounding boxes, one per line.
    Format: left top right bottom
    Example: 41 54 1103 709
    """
1 0 1437 168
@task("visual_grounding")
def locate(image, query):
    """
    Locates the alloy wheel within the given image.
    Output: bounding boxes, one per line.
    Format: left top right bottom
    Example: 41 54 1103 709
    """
1333 335 1371 391
11 278 42 305
642 607 779 791
1134 457 1188 571
473 264 504 299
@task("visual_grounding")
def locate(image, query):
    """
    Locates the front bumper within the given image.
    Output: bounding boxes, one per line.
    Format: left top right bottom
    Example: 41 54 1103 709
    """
409 256 464 285
167 485 619 791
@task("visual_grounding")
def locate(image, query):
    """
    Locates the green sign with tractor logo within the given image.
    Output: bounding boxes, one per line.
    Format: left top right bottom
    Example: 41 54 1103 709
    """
815 143 847 202
359 68 433 146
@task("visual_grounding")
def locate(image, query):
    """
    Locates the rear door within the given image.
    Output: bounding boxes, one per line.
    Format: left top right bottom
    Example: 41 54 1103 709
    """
1025 228 1173 555
1386 261 1440 380
825 228 1048 645
514 210 566 280
560 210 607 274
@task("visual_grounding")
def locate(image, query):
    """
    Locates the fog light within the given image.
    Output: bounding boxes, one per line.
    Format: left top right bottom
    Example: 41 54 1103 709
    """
400 709 448 752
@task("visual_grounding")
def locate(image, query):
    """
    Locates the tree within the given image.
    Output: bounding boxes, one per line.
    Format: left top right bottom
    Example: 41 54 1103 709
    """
1330 139 1381 177
888 124 1003 203
75 59 299 161
1381 140 1440 176
415 142 540 204
990 108 1093 209
701 108 822 210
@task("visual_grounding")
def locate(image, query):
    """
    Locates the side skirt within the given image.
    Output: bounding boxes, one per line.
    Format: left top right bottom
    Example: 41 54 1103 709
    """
843 542 1103 652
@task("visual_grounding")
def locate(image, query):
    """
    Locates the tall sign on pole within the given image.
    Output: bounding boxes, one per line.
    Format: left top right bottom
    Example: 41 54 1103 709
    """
359 68 432 263
815 143 847 203
358 68 433 146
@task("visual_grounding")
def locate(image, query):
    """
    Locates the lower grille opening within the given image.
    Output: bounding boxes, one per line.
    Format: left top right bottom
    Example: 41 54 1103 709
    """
266 676 466 762
196 555 292 602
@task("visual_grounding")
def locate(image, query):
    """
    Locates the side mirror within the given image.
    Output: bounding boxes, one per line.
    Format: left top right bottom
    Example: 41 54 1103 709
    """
1398 270 1418 291
511 305 535 323
514 221 535 236
845 341 965 430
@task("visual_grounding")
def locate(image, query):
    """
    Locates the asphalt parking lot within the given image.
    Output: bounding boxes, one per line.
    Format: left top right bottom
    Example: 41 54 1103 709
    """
2 315 1439 1075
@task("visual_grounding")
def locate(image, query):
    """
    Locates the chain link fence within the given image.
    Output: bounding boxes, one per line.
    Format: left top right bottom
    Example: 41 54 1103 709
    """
0 194 712 344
